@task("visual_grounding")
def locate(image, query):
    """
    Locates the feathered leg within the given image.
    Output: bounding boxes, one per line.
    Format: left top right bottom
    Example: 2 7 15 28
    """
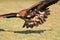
23 21 26 28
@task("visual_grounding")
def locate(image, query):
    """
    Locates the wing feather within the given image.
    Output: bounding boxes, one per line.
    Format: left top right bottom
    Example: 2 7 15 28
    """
28 0 59 11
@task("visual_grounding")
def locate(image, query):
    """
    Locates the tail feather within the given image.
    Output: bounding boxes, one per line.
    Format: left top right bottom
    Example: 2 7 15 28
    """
0 13 18 18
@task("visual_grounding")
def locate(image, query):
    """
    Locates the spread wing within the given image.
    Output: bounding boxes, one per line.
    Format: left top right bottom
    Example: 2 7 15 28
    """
27 0 59 11
0 0 59 28
23 0 59 28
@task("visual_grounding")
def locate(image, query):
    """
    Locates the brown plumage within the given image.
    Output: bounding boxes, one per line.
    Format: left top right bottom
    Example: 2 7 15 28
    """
0 0 59 28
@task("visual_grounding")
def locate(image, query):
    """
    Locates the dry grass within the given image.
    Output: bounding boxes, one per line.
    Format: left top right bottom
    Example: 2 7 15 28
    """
0 0 60 40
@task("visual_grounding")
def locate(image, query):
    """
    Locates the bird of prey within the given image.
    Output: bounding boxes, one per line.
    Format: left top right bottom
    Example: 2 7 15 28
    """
0 0 59 28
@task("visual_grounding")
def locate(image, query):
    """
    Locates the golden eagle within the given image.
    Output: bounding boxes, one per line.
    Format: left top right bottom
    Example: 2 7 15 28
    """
0 0 59 28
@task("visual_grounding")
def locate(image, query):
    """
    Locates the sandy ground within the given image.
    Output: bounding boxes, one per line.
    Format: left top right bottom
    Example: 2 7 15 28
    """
0 0 60 40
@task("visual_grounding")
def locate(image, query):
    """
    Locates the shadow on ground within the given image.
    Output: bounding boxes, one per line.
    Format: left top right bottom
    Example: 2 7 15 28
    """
0 29 51 34
13 30 46 34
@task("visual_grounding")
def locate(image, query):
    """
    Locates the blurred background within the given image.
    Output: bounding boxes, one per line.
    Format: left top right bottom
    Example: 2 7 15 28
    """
0 0 60 40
